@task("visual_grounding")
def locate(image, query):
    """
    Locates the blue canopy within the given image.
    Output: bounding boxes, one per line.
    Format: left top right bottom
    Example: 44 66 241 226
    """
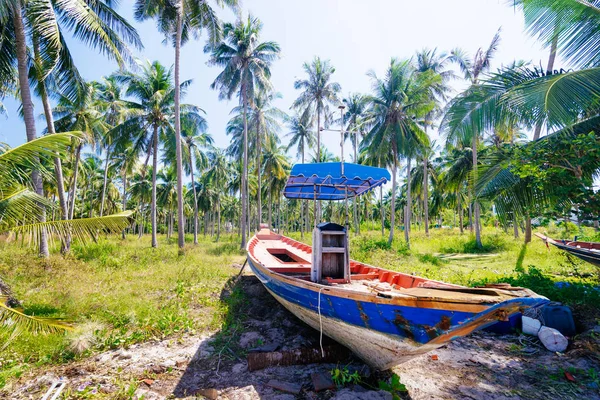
283 162 390 200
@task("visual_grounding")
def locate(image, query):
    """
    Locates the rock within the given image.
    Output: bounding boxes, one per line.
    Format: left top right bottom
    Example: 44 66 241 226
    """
239 332 265 348
231 363 247 374
311 372 335 392
115 350 132 360
195 388 218 399
333 388 392 400
538 326 568 352
266 379 302 395
159 359 176 369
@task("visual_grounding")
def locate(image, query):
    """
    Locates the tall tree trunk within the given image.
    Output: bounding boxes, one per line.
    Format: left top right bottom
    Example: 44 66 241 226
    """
122 169 127 239
190 145 199 245
268 189 273 229
473 135 482 247
256 123 262 229
38 73 71 253
68 144 82 221
380 186 385 237
174 0 185 250
405 158 412 248
458 192 464 234
513 213 519 238
241 84 249 249
100 147 111 217
13 3 49 257
524 215 532 243
423 157 429 237
315 104 321 225
151 125 159 248
388 155 397 246
353 132 360 235
216 199 221 241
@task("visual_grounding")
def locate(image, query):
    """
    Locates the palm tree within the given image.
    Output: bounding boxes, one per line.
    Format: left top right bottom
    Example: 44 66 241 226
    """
1 0 141 257
204 149 231 241
285 113 315 236
208 14 280 248
112 61 180 248
292 57 342 161
134 0 238 250
362 58 435 246
163 111 211 244
53 83 108 221
446 29 501 247
248 90 285 229
341 93 369 234
262 141 291 229
415 48 457 236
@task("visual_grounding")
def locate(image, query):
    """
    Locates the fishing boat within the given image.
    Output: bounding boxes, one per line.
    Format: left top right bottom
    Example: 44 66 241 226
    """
535 233 600 267
246 162 548 370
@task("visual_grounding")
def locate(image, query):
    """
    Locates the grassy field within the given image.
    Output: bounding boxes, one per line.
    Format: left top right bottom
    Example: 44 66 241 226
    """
1 226 599 390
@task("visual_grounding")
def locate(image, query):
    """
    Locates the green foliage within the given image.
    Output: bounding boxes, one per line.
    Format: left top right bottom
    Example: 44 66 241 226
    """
330 365 362 387
438 233 508 254
0 234 243 389
378 373 408 400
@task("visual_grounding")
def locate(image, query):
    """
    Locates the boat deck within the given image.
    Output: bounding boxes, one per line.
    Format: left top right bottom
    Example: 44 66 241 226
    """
249 230 540 304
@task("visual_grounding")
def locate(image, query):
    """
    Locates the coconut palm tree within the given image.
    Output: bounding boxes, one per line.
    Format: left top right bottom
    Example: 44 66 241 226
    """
415 48 457 236
208 14 280 248
1 0 141 257
112 61 182 248
446 29 501 247
247 90 286 229
285 113 315 236
163 112 211 244
134 0 238 250
362 58 435 246
204 149 231 241
292 57 342 161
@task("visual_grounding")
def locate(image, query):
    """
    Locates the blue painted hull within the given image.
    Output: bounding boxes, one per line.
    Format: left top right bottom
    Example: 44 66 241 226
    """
247 251 548 369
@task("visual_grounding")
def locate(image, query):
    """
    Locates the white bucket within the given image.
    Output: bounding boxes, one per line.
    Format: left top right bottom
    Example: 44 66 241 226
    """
538 326 568 352
522 316 542 336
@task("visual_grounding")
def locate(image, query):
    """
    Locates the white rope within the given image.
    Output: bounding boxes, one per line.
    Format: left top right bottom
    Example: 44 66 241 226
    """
318 287 325 357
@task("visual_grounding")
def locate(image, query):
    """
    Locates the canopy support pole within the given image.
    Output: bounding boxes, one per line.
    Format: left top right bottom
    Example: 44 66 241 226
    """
313 184 317 228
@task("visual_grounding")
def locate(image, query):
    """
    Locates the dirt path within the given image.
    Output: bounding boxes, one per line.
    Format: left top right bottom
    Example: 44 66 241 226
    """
6 275 600 400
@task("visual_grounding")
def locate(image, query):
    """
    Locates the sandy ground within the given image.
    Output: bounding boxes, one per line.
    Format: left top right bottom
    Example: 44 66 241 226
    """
5 274 600 400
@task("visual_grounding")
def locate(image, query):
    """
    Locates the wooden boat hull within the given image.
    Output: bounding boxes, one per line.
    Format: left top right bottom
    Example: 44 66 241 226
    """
247 232 548 370
535 233 600 267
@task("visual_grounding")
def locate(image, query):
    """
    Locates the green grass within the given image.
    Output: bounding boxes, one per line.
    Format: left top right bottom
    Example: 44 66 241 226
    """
0 233 245 388
1 226 600 391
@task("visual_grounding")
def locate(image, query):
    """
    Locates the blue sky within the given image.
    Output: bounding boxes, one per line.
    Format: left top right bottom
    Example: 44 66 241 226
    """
0 0 557 161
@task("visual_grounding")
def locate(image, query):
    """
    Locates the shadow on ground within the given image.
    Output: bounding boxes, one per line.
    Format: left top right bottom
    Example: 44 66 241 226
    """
171 274 388 398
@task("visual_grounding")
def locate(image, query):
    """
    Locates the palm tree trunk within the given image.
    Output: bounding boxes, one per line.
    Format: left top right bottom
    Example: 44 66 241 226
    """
458 192 464 234
404 158 412 248
353 132 360 235
423 157 429 237
473 135 482 247
174 0 185 250
151 125 159 248
13 2 49 258
68 144 82 221
380 186 385 237
524 214 532 243
256 124 262 229
190 146 199 245
268 189 273 229
241 83 249 248
513 214 519 238
39 76 71 253
217 199 221 241
122 169 127 240
388 156 397 246
315 104 321 224
100 147 111 217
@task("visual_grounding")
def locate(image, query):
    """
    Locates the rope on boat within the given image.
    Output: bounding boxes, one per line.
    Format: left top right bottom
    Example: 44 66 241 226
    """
318 287 325 358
